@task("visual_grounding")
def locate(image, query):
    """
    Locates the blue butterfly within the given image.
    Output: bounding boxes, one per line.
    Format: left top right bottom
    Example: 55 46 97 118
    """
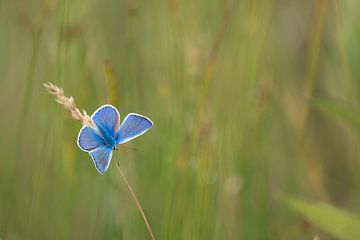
77 104 153 174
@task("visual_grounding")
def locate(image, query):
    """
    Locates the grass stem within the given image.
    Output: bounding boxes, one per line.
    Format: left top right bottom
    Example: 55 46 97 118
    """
116 162 155 240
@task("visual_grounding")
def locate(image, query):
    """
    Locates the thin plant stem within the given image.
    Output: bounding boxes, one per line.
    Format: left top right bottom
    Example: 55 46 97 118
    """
116 162 155 240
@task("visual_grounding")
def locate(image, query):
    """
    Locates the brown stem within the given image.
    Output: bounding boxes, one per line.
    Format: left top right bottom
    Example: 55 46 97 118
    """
116 162 155 240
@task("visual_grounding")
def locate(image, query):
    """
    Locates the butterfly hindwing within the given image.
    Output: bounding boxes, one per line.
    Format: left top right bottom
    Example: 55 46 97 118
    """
89 146 113 174
92 105 120 137
77 126 105 152
115 113 153 145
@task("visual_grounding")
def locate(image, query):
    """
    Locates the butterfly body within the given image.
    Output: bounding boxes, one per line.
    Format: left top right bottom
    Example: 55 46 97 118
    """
96 124 117 148
77 104 153 174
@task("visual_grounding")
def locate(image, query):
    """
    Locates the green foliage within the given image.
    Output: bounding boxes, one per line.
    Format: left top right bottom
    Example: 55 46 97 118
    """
285 197 360 240
312 98 360 130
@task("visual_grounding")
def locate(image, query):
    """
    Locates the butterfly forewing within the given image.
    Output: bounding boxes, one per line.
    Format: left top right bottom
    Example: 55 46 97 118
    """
77 126 105 152
116 113 153 145
92 105 120 137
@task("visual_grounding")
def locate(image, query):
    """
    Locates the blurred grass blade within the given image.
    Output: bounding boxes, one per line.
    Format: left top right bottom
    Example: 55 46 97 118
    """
311 98 360 130
103 61 119 108
285 197 360 240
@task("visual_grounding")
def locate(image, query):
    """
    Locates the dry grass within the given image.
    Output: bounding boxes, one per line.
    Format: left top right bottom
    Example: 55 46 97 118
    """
43 82 94 127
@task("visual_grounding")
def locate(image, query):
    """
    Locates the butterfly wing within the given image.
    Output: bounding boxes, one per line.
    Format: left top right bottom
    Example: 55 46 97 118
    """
77 126 105 152
89 146 113 174
115 113 153 145
92 105 120 138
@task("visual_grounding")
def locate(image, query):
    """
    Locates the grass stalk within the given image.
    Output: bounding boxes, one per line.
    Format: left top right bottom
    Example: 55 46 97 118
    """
301 0 329 136
104 61 119 108
116 162 155 240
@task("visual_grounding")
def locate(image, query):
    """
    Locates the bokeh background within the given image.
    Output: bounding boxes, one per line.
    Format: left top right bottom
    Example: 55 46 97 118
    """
1 0 360 239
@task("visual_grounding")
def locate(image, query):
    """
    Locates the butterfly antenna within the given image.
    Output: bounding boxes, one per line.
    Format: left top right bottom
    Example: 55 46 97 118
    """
121 145 137 151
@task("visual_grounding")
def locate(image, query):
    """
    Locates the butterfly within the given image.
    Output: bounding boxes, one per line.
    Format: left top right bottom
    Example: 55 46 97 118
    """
77 104 153 174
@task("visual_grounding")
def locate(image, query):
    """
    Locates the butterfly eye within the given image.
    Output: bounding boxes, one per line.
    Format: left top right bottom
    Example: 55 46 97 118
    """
113 145 119 151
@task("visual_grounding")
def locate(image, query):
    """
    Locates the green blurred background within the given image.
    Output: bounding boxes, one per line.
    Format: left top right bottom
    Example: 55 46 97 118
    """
1 0 360 239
